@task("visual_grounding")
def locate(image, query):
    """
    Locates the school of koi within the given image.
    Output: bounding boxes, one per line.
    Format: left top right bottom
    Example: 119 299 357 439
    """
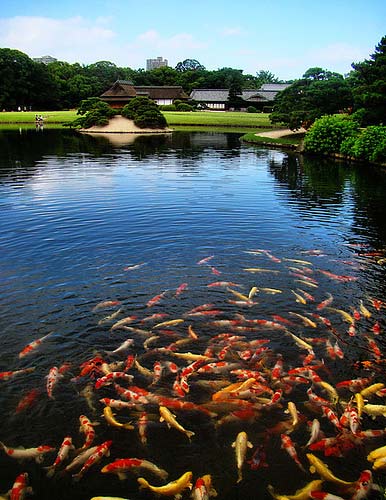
0 245 385 500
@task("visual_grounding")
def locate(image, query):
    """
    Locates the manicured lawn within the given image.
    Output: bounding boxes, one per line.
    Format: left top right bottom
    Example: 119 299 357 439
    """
0 110 281 132
163 111 279 128
241 131 305 148
0 110 78 123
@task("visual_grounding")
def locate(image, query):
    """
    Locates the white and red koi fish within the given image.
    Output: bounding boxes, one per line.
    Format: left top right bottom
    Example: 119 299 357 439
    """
191 474 217 500
0 442 55 463
44 436 74 477
99 398 143 411
318 269 358 282
9 472 33 500
18 333 52 359
92 300 121 312
46 366 63 399
316 293 333 310
175 282 188 296
72 440 112 481
78 415 98 451
280 434 306 472
95 372 133 389
147 291 167 307
101 458 168 481
123 262 146 271
197 255 214 265
0 367 35 381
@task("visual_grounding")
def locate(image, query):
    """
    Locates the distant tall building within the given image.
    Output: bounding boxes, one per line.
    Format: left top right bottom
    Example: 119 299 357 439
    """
33 55 57 64
146 56 168 71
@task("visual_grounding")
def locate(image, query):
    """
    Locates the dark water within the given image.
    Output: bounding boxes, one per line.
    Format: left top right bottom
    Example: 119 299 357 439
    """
0 129 385 500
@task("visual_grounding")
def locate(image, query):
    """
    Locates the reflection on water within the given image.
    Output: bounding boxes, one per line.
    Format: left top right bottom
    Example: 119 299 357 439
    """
0 130 385 500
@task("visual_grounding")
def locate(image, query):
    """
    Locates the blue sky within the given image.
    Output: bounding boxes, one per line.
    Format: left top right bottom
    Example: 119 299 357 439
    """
0 0 384 80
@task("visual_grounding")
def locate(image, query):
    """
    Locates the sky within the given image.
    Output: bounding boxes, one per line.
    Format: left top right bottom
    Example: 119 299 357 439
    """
0 0 385 80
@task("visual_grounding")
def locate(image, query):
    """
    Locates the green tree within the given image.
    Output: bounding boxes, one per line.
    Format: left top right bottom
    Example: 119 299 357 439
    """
175 59 206 72
255 70 280 86
0 49 36 109
350 36 386 125
270 68 353 130
121 96 167 129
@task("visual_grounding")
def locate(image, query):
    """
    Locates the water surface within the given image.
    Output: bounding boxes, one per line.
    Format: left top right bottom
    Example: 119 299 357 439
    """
0 129 385 499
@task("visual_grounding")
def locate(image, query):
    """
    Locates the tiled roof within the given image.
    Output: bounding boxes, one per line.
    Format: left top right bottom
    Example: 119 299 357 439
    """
260 83 290 91
190 87 288 103
101 81 136 98
133 86 189 99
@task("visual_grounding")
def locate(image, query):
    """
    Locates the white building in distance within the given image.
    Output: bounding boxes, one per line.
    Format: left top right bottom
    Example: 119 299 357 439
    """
146 57 168 71
33 55 57 64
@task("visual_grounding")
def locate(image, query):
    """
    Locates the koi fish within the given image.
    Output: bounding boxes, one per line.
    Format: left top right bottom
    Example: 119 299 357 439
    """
243 268 280 274
211 266 221 275
72 440 112 481
15 388 40 413
46 366 63 399
305 419 322 447
175 282 188 296
159 406 195 440
232 431 253 483
281 434 306 472
306 453 356 486
44 436 74 477
153 318 184 329
110 316 137 331
101 458 168 481
316 293 333 310
0 442 55 463
9 472 33 500
92 300 121 312
97 308 123 326
325 307 354 324
197 255 214 265
267 480 323 500
0 367 35 381
78 415 98 450
123 262 146 271
105 338 135 355
288 312 317 328
64 445 99 472
95 372 133 389
138 471 193 496
138 411 148 445
18 333 52 359
291 289 307 304
260 288 283 294
318 269 358 282
147 291 167 307
102 407 134 430
191 475 217 500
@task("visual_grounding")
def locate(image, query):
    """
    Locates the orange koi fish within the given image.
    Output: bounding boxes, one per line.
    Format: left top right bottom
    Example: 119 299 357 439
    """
318 269 358 282
175 283 188 296
15 388 40 413
0 367 35 381
191 475 217 500
101 458 168 481
18 333 52 359
147 291 167 307
92 300 121 312
46 366 63 399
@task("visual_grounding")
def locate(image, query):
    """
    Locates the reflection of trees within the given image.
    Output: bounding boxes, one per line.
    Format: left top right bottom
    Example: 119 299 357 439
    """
0 131 245 184
267 153 349 207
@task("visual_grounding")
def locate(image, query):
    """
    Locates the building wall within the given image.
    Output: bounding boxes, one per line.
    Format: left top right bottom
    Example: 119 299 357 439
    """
146 57 168 71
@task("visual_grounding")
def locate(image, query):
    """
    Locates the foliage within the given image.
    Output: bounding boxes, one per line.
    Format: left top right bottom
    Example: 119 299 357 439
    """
175 59 206 72
176 103 194 112
247 106 258 113
255 70 281 86
303 115 360 154
121 97 167 129
159 104 177 111
349 36 386 125
65 98 116 128
270 69 353 130
344 126 386 163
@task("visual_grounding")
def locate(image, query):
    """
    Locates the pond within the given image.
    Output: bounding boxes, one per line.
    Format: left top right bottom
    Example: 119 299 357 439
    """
0 129 385 500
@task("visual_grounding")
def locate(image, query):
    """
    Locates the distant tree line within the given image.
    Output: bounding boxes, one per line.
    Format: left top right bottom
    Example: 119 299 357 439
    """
0 51 281 111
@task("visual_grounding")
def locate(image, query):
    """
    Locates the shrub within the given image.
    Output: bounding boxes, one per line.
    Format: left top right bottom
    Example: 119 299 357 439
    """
247 106 258 113
159 104 177 111
350 126 386 163
176 103 194 112
304 115 359 154
121 97 167 129
65 98 116 128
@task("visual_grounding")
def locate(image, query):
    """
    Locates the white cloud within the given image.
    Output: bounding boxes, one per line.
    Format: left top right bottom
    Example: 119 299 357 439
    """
0 17 208 69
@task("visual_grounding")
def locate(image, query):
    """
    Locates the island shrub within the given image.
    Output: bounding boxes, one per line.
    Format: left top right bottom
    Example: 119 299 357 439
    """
247 106 258 113
65 98 117 128
121 97 167 129
159 104 177 111
304 115 359 155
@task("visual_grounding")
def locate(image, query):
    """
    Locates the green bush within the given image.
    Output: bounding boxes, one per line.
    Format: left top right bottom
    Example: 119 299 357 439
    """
247 106 258 113
176 103 194 112
65 98 116 128
121 97 167 129
159 104 177 111
351 126 386 163
304 115 359 154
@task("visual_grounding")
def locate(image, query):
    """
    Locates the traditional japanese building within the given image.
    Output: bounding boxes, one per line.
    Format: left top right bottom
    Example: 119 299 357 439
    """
190 83 290 111
100 80 188 108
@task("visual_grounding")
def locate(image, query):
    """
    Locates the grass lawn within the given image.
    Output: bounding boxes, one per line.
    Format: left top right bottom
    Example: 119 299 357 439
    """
241 131 305 148
0 110 281 132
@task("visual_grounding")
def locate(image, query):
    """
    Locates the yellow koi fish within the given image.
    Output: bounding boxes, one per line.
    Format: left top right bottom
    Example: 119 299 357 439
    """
360 383 385 399
243 268 280 274
291 290 307 305
367 445 386 462
286 331 313 352
354 392 364 418
232 431 253 483
306 453 356 486
260 287 283 294
267 480 323 500
363 404 386 418
153 319 185 329
102 407 134 430
325 307 354 324
138 471 193 496
359 300 372 318
315 380 339 405
248 286 259 299
284 258 313 266
159 406 195 440
288 312 317 328
227 288 250 301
